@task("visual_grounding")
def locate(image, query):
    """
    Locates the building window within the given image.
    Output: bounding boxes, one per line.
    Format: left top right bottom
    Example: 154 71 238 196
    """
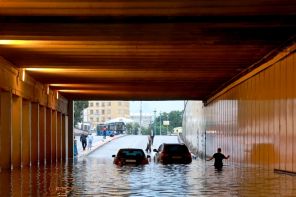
90 110 93 114
102 102 105 107
108 102 111 106
90 117 93 121
97 117 99 122
96 102 99 107
108 117 111 120
90 102 93 107
102 117 105 122
101 110 105 115
96 110 99 115
118 101 122 106
107 109 111 114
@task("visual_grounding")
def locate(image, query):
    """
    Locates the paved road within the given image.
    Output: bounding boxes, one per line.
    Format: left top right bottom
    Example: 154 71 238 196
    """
88 135 179 159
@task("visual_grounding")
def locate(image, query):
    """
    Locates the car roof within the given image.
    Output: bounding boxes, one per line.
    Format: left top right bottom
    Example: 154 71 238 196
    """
118 148 143 150
162 143 186 146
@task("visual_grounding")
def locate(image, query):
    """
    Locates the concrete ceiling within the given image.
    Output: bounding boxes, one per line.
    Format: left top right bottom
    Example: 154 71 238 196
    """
0 0 295 101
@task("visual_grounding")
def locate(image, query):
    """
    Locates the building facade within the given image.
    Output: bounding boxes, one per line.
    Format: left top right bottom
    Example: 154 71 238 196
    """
84 101 130 128
130 113 153 128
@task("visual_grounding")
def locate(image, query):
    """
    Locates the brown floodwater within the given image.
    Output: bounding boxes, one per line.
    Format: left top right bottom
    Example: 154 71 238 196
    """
0 157 296 196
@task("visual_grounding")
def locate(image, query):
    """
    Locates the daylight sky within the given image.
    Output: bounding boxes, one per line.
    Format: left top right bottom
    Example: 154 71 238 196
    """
130 101 185 114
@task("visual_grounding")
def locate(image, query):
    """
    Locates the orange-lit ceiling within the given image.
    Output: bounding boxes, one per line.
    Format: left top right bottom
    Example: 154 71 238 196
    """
0 0 295 100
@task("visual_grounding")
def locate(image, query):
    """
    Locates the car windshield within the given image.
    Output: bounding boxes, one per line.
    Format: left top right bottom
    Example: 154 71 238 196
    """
117 149 144 158
164 145 189 154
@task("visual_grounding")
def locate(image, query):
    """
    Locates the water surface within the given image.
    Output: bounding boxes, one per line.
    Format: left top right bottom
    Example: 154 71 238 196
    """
1 158 296 196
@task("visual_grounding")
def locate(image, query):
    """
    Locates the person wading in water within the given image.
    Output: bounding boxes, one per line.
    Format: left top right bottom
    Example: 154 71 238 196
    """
207 148 230 170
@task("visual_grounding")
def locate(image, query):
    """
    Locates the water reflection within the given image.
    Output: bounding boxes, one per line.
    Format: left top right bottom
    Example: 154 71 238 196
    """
1 158 296 196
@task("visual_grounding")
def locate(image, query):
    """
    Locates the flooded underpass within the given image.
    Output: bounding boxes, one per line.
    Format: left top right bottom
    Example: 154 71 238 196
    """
1 136 296 196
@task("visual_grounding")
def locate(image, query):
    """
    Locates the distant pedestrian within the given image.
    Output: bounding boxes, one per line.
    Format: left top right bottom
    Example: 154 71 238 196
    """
88 134 94 150
150 133 154 145
145 135 152 153
207 148 230 170
80 132 88 151
103 126 107 139
74 139 78 156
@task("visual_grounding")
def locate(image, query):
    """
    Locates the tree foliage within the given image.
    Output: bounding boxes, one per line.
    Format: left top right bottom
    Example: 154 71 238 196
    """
126 122 139 135
74 101 88 127
126 122 151 135
152 110 183 135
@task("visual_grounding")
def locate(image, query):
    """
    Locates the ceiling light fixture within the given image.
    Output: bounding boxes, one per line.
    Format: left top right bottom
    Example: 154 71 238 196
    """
21 69 26 82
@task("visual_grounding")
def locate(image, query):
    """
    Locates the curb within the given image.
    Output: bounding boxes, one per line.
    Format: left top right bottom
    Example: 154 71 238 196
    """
77 135 127 158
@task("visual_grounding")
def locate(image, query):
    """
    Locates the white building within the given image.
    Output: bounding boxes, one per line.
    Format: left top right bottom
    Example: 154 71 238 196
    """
173 127 182 135
130 113 153 128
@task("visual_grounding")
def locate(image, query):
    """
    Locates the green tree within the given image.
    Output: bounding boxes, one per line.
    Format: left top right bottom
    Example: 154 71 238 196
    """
168 110 183 129
74 101 88 127
126 123 133 134
154 110 183 135
126 122 140 135
140 127 150 135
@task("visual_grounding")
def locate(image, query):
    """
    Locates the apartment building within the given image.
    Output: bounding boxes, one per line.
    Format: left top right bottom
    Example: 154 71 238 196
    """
84 101 130 127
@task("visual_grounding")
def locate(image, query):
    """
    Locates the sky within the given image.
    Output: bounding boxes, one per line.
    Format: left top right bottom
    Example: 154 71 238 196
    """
130 101 185 114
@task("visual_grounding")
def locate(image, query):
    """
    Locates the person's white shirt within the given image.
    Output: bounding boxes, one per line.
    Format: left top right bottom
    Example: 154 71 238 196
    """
88 134 94 142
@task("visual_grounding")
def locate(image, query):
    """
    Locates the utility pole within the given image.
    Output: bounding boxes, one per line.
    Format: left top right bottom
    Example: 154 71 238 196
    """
153 109 156 136
139 101 142 135
166 114 169 135
159 111 162 135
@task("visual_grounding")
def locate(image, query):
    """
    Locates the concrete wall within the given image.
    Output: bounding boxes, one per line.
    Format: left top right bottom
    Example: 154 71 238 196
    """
183 44 296 172
0 57 71 170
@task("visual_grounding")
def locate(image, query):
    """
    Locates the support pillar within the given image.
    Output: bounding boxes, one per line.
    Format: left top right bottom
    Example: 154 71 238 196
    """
0 91 12 170
0 170 11 195
45 108 52 164
31 103 39 166
22 99 30 167
52 110 57 162
39 105 46 165
11 95 22 169
62 114 66 160
67 100 73 159
56 112 62 161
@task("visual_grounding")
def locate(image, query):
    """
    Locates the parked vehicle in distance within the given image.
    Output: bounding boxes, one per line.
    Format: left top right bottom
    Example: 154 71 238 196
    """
97 121 126 136
153 143 192 164
112 148 150 166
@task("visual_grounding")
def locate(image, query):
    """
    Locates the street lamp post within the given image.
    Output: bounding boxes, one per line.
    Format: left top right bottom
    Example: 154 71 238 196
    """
159 111 162 135
153 109 156 136
139 101 142 135
166 114 169 135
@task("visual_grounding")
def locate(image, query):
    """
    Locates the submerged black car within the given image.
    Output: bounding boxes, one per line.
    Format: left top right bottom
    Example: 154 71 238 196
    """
153 143 192 164
112 148 150 166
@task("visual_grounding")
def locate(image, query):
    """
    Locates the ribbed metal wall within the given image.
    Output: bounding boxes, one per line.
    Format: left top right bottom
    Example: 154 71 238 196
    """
182 101 206 158
183 50 296 172
206 52 296 172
